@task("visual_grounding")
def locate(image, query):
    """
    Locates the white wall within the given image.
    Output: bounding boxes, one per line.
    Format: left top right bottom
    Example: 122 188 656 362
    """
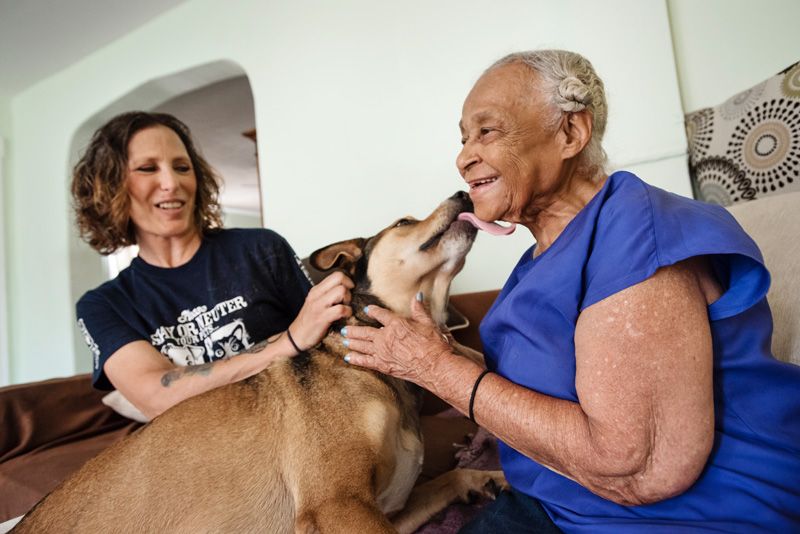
668 0 800 112
6 0 687 384
0 98 10 386
223 210 261 229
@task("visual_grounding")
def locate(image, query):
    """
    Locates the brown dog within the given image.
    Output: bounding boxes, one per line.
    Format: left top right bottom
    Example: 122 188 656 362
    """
14 192 505 533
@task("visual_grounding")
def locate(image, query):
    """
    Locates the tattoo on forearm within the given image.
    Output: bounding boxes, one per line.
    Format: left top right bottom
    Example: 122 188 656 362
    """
240 332 283 355
161 363 214 387
160 333 284 387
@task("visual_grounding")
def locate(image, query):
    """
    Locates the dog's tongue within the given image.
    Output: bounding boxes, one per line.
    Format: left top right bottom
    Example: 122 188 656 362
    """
457 212 516 235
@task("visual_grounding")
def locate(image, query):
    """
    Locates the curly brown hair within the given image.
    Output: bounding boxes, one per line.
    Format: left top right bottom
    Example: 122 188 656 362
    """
72 111 223 254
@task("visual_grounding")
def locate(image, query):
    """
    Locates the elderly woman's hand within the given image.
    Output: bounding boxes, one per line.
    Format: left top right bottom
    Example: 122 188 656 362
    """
341 293 453 388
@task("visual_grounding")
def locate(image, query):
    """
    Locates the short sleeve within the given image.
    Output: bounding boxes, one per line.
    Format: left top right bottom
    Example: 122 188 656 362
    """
76 291 144 390
580 173 770 321
580 178 660 310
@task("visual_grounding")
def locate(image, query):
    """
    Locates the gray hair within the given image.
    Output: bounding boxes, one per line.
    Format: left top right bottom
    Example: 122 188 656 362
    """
489 50 608 176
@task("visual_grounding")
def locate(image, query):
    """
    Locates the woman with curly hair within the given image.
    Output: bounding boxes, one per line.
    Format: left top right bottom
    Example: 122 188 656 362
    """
73 112 352 420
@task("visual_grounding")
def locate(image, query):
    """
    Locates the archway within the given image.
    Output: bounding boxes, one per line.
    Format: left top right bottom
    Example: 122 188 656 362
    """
67 60 259 372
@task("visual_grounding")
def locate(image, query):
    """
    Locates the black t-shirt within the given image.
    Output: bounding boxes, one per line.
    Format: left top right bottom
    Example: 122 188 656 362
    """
76 228 313 390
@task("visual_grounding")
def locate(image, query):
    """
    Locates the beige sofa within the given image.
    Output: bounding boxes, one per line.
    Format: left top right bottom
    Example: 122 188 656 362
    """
728 191 800 365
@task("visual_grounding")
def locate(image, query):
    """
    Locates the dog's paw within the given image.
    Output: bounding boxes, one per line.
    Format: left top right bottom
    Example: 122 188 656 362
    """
448 469 509 504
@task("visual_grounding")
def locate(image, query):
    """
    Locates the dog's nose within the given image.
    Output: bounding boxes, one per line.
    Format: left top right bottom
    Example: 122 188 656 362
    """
451 191 473 210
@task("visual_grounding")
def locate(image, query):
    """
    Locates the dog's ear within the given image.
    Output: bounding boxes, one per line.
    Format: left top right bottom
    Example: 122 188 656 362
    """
309 238 366 275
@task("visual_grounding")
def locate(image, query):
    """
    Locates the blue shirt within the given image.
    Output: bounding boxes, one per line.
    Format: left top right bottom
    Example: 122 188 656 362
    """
77 228 312 390
480 171 800 532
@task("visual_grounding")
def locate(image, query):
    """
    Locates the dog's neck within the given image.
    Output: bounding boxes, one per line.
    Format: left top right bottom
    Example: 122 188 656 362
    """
321 288 385 358
320 283 449 359
418 275 452 327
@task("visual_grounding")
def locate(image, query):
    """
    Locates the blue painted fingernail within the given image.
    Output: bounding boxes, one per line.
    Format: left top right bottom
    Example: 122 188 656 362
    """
363 305 370 314
342 339 350 348
340 327 348 337
344 354 351 363
416 291 424 302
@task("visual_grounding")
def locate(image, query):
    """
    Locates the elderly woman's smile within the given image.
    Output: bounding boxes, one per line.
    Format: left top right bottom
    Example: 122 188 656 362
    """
456 61 607 254
456 63 582 233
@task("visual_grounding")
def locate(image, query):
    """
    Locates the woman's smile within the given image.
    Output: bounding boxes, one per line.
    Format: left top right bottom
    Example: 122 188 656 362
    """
467 176 500 192
126 124 198 246
149 198 190 220
466 176 502 213
154 200 186 210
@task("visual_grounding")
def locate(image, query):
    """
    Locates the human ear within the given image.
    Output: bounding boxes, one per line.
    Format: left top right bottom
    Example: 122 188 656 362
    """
560 110 593 160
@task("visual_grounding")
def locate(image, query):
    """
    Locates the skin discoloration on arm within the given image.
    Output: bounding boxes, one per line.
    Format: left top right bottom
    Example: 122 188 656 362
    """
471 259 718 505
569 259 719 503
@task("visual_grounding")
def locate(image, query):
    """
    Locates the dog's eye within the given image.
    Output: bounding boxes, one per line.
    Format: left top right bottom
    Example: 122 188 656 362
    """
394 218 413 228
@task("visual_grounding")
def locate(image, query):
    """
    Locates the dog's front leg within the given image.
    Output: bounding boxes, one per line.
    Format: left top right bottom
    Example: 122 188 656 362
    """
390 468 508 534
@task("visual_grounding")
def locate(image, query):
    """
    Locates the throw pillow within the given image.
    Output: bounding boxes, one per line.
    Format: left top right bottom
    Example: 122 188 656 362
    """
685 61 800 205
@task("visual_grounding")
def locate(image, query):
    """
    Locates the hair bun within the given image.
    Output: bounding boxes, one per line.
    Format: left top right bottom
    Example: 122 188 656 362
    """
557 76 590 112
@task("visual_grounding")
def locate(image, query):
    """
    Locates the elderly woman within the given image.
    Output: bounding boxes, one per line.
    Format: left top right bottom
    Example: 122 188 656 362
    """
342 50 800 532
74 112 352 419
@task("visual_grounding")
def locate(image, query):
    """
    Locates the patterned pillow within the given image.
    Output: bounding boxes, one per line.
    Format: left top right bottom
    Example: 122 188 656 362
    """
685 61 800 206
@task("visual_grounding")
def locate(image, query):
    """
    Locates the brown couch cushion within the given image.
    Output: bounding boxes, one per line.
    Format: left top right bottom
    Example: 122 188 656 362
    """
0 374 141 521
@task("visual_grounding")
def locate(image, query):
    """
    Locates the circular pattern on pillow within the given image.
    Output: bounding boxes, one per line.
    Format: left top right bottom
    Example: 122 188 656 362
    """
720 81 766 120
685 107 715 164
686 61 800 205
781 63 800 98
694 157 757 206
728 99 800 193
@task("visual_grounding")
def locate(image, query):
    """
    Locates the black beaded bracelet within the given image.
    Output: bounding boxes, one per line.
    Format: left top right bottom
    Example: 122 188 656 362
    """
286 328 303 355
468 369 492 423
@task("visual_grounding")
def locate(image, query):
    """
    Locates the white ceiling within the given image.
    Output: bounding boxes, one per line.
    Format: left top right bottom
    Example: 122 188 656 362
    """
0 0 187 99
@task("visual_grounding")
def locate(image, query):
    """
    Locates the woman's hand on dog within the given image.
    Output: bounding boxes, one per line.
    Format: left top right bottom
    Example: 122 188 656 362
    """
289 272 354 352
341 293 453 388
